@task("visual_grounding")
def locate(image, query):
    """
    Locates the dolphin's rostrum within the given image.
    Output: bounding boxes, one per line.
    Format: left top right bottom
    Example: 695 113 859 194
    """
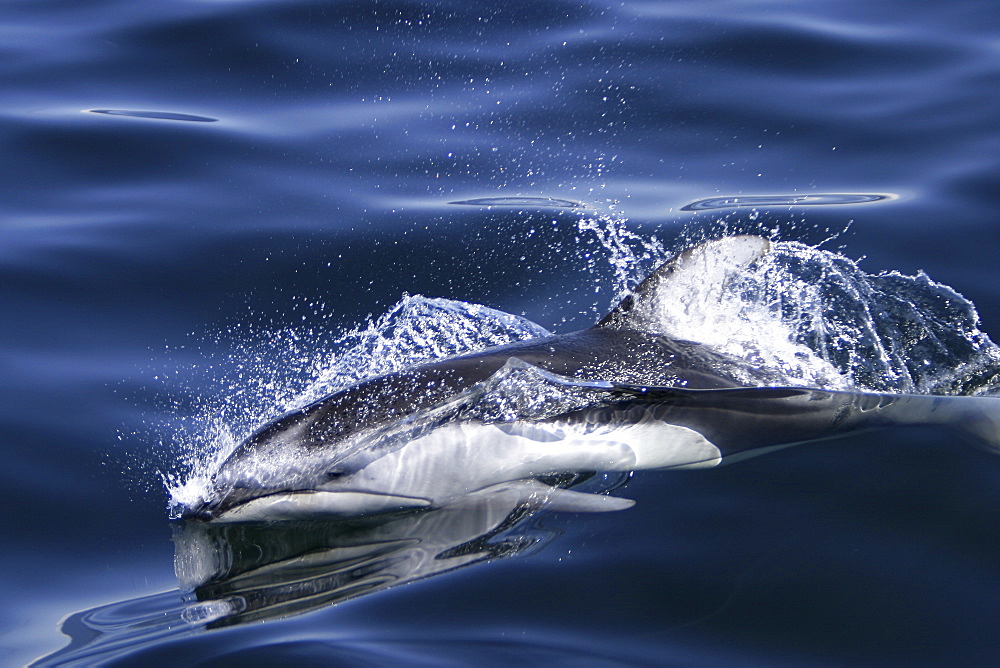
185 236 1000 522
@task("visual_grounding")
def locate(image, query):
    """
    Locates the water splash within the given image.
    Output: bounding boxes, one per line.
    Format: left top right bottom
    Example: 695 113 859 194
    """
303 295 551 406
640 238 1000 394
741 243 1000 394
574 211 666 299
164 295 550 510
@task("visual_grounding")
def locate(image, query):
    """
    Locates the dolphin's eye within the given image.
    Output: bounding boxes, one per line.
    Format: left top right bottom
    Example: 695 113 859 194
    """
325 468 347 479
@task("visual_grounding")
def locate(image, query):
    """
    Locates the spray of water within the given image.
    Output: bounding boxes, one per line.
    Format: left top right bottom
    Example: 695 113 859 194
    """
162 296 551 510
733 241 1000 394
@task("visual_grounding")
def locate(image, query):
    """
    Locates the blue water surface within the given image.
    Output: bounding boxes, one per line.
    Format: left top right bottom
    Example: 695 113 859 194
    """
3 0 1000 665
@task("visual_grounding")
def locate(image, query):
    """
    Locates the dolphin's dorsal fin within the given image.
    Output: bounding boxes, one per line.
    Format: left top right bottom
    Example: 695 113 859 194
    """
596 235 771 329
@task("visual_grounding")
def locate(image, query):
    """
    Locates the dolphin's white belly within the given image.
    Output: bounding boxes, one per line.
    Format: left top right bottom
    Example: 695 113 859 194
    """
212 415 722 522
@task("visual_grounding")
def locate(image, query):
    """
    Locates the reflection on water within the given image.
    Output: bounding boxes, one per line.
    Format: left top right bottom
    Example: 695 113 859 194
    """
175 484 599 628
35 472 623 665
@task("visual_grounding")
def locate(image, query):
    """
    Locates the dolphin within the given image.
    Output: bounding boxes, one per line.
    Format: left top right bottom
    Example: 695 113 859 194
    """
185 236 1000 522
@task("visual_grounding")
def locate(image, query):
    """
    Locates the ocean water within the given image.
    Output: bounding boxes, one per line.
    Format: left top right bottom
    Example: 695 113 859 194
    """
3 0 1000 665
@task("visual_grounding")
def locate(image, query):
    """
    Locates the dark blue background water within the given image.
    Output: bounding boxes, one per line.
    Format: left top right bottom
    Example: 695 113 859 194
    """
3 1 1000 664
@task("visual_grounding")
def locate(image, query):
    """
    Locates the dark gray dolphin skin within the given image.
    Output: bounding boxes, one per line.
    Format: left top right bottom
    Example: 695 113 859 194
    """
188 236 1000 522
241 237 779 447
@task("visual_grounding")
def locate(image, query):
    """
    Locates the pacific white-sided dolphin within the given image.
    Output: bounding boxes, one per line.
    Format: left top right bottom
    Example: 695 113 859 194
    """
185 236 1000 522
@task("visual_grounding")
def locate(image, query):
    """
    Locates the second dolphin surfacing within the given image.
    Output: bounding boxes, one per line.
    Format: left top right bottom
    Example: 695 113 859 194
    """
183 236 1000 522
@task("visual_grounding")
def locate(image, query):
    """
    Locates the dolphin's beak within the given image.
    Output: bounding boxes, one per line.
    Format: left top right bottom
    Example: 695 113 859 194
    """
179 486 256 522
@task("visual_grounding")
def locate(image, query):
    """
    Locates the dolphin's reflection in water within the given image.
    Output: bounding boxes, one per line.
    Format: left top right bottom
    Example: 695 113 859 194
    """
34 472 626 666
174 471 628 629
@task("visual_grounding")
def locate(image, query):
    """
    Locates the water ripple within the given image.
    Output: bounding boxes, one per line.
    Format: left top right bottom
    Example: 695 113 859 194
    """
681 193 895 211
449 197 587 209
86 109 218 123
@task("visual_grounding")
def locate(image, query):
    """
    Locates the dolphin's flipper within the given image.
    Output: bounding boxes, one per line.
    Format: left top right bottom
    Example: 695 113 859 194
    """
598 235 771 329
455 479 636 513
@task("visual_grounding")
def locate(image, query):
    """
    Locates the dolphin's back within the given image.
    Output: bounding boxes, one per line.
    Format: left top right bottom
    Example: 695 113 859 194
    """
237 326 771 458
232 236 777 461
